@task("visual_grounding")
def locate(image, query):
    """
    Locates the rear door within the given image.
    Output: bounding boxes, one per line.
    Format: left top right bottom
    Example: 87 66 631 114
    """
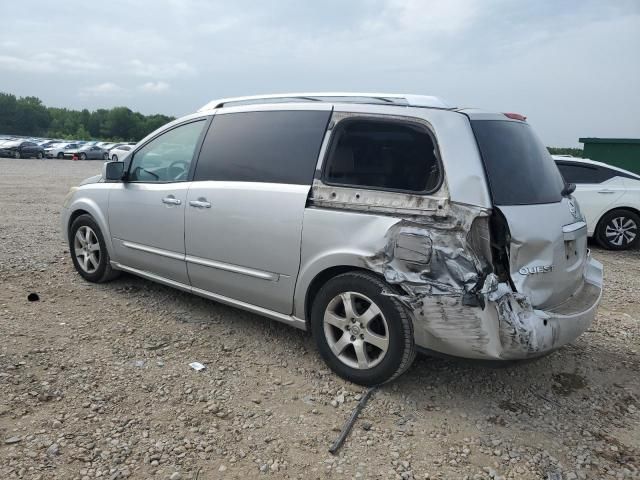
471 118 587 309
185 107 332 314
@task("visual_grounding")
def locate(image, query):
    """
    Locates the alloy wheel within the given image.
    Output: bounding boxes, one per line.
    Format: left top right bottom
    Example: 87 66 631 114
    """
323 291 389 370
73 226 101 274
605 216 637 247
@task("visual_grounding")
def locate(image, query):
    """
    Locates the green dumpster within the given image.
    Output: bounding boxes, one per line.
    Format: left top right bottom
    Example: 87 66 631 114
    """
579 138 640 175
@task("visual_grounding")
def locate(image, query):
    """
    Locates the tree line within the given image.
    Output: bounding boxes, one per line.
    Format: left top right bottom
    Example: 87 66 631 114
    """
0 92 175 142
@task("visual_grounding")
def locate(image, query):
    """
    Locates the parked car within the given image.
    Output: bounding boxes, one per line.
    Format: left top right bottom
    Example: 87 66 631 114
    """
45 142 80 159
38 139 62 148
109 143 136 161
61 93 603 385
0 140 45 158
553 155 640 250
65 144 109 160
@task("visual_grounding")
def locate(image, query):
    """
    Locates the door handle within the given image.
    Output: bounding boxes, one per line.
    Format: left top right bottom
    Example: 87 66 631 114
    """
597 190 615 194
162 196 182 205
189 199 211 209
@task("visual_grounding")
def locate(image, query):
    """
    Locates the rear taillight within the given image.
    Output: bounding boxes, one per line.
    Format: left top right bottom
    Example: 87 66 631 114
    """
503 112 527 121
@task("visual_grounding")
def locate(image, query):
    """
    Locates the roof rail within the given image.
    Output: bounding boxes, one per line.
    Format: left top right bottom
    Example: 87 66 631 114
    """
197 92 451 112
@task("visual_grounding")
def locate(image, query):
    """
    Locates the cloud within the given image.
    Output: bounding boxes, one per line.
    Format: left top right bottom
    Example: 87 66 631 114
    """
139 81 170 93
129 59 196 78
0 49 101 74
79 82 126 97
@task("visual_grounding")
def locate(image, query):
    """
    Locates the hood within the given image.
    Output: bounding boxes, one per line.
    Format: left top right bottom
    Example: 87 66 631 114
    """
79 174 103 185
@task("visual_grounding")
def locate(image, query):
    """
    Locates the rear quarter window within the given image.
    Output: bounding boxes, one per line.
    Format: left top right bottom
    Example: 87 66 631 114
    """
323 118 442 193
471 120 565 206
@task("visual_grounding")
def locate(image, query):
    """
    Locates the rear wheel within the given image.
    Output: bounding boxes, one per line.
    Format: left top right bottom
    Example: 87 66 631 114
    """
37 152 43 159
69 214 120 283
57 152 64 159
14 151 20 159
311 271 415 386
596 209 640 250
103 152 109 160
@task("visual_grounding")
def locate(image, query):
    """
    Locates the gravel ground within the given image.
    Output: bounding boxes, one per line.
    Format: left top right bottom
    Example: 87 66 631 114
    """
0 158 638 480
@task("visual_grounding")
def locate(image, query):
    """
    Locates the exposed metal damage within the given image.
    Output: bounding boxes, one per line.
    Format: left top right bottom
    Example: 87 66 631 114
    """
310 181 603 360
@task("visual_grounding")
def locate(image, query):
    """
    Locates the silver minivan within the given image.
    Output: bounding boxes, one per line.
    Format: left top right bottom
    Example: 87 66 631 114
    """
61 93 603 385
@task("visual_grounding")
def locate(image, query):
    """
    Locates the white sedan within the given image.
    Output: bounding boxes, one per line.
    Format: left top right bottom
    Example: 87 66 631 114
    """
109 143 136 162
554 155 640 250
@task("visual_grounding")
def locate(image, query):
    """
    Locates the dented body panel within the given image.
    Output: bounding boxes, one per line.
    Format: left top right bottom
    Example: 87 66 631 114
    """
297 187 603 359
295 105 603 360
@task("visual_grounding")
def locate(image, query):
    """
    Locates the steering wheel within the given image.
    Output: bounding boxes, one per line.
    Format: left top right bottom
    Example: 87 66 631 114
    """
168 160 190 181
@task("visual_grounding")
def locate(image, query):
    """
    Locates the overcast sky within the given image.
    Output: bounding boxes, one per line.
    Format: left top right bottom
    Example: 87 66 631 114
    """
1 0 638 146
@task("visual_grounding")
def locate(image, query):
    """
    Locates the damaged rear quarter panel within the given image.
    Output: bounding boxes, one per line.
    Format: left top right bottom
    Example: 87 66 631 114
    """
295 107 599 360
296 181 515 359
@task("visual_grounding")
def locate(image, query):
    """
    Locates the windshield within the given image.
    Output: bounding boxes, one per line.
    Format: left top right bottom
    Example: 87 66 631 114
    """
471 120 564 206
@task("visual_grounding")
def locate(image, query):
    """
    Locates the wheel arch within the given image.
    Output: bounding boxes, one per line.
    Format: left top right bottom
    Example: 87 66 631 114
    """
66 197 114 258
295 253 403 328
594 205 640 235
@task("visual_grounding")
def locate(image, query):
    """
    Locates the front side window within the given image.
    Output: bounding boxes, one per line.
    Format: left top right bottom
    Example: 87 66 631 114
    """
323 118 442 193
128 120 206 182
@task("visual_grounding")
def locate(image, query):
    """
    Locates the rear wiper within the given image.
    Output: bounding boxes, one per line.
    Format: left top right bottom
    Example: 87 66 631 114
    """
562 182 576 197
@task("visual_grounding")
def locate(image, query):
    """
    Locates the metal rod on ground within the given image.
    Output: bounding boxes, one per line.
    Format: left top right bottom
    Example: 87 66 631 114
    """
329 386 378 455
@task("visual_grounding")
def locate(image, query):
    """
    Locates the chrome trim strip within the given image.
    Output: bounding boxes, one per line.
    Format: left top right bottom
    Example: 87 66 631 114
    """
120 240 279 281
185 255 279 281
563 221 587 233
109 262 305 330
121 240 185 261
563 221 587 241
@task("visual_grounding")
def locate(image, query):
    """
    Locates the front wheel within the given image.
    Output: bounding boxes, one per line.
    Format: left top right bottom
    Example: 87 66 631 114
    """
79 153 87 160
37 152 43 159
69 214 120 283
14 151 20 159
57 152 64 159
311 271 415 386
596 209 640 250
112 154 118 162
103 152 109 160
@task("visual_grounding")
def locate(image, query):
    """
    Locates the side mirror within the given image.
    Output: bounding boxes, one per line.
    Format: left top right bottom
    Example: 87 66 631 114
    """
103 161 124 181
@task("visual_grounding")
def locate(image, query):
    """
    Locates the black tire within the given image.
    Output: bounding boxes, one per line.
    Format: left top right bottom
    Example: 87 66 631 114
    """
112 154 118 162
37 152 43 159
79 153 87 160
595 209 640 250
310 271 415 386
57 152 64 159
103 152 109 160
69 214 120 283
14 151 21 159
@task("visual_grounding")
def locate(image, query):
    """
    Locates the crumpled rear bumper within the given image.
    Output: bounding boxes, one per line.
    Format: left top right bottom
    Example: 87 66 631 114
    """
411 254 603 360
491 255 603 359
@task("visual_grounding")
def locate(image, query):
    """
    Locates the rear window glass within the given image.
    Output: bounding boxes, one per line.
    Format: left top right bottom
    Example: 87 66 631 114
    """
471 120 564 205
324 118 441 193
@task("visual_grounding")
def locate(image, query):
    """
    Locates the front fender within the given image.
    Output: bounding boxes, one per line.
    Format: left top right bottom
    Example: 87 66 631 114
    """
62 186 114 258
